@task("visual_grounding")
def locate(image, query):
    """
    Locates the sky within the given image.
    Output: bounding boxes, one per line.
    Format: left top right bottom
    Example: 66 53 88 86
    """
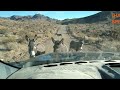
0 11 101 20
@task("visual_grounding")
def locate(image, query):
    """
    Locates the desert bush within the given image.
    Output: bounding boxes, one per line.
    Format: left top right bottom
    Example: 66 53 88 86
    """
0 29 8 34
2 43 29 62
4 42 18 50
84 36 102 44
2 36 16 43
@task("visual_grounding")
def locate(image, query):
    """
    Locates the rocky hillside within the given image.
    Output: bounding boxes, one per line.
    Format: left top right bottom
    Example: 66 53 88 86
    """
61 11 120 24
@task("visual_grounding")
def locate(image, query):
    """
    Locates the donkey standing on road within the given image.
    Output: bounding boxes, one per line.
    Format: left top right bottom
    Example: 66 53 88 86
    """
51 37 68 53
69 39 84 52
25 34 45 58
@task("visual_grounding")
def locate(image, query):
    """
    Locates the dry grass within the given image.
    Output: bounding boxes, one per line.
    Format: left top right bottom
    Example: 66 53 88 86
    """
100 41 120 52
2 37 16 43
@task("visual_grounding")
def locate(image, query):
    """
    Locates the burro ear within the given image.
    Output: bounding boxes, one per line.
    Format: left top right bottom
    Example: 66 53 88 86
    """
51 37 55 43
60 38 64 44
25 35 29 42
34 34 37 41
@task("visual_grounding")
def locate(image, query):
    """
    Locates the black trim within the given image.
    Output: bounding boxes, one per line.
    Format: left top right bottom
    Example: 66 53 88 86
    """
0 60 20 69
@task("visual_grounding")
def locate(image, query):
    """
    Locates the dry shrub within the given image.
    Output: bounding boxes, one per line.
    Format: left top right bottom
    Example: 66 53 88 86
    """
5 42 18 50
0 25 7 30
3 43 29 62
2 36 16 43
84 36 101 44
0 28 8 34
101 41 120 52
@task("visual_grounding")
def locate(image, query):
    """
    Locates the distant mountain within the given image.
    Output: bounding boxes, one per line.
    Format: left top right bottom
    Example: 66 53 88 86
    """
61 11 120 25
10 15 32 20
9 14 61 23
